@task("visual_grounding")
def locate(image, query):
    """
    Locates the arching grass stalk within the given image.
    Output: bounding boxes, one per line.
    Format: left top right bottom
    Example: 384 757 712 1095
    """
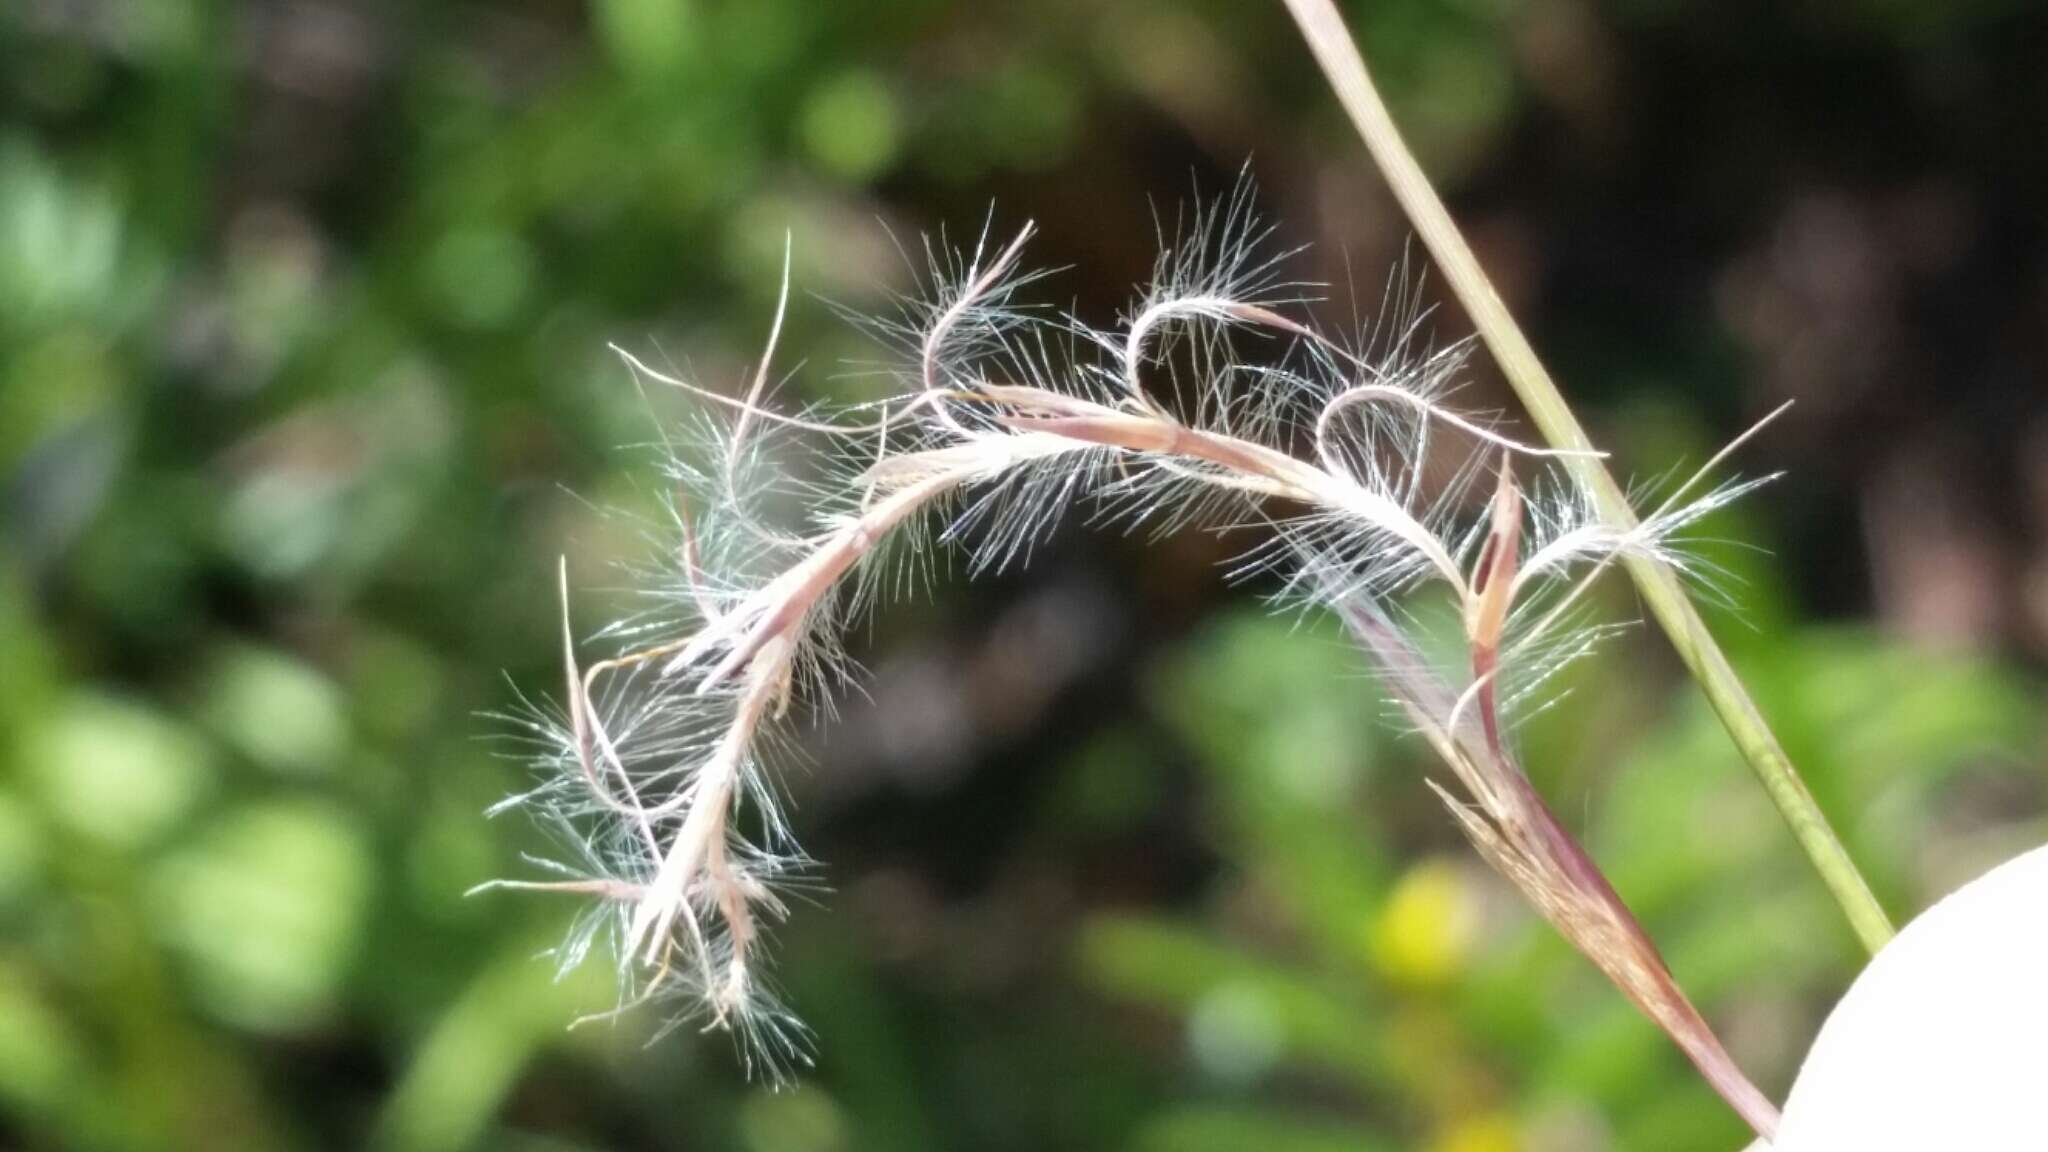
1280 0 1894 954
485 192 1793 1134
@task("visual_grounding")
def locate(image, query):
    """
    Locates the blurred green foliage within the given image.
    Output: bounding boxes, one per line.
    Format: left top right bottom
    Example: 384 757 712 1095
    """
2 2 2044 1151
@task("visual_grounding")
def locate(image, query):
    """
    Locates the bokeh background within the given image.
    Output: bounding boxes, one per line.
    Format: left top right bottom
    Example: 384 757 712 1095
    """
4 1 2046 1150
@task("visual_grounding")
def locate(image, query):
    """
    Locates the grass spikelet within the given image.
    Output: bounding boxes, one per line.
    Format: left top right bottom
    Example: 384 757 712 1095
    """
483 187 1786 1133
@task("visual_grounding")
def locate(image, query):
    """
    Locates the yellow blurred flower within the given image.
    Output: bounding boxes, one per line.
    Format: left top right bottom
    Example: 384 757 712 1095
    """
1430 1112 1520 1152
1372 857 1480 989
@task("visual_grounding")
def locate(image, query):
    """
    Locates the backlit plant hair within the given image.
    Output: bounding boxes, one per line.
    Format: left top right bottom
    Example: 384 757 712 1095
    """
480 192 1788 1134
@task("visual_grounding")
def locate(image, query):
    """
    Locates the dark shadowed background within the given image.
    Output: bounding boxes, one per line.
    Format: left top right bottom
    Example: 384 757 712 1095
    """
2 2 2045 1150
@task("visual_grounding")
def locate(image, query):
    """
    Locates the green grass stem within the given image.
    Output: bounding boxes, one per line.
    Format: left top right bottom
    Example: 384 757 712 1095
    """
1282 0 1895 954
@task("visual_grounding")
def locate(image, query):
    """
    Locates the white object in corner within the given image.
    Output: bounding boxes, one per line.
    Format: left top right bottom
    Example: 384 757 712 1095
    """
1772 842 2048 1151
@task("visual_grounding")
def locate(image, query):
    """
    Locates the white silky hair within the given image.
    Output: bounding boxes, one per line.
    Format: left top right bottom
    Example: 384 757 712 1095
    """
482 181 1779 1082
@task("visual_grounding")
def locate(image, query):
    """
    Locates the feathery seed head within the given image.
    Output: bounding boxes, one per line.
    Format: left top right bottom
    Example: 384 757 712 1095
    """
483 186 1780 1123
